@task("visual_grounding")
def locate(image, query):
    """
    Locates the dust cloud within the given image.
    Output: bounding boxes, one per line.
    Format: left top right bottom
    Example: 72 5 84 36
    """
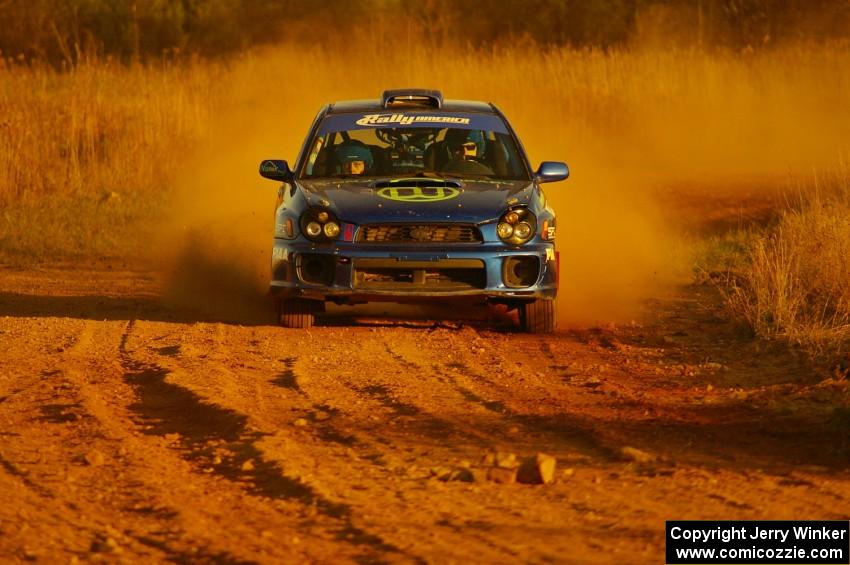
152 57 304 325
507 45 850 326
151 40 850 327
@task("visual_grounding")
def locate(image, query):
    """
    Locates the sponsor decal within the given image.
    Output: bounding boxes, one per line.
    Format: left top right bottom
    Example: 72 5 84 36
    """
545 248 556 261
356 113 471 127
261 160 280 173
376 185 461 203
547 226 556 240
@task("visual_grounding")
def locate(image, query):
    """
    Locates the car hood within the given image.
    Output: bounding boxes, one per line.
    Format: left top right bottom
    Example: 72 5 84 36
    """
297 179 535 224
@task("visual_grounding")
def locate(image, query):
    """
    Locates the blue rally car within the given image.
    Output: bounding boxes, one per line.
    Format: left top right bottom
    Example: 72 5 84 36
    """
259 89 569 332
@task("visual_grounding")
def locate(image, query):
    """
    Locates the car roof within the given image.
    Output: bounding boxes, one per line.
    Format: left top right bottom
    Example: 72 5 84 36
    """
327 98 495 115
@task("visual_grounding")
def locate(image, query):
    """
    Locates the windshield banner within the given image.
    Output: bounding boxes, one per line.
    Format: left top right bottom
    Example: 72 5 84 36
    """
318 112 509 134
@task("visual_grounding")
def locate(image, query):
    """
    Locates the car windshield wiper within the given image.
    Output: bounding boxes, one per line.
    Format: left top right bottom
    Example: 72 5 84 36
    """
445 172 496 180
412 171 466 180
310 174 382 182
324 174 369 179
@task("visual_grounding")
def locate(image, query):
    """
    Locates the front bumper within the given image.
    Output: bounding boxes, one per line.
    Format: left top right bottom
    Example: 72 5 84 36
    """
269 240 558 304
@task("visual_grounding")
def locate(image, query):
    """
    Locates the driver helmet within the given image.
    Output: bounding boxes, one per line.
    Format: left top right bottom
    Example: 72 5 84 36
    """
335 143 373 172
445 129 485 159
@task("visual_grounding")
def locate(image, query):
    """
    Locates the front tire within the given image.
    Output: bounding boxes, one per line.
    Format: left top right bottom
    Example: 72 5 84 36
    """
277 298 319 329
519 299 556 333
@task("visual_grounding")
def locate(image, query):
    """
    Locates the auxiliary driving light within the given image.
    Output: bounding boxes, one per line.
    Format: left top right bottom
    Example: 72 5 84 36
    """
323 222 341 238
306 222 322 237
513 222 532 240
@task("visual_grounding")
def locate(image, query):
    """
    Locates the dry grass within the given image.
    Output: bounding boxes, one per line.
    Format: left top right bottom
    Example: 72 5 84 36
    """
726 171 850 359
0 58 221 260
0 59 218 204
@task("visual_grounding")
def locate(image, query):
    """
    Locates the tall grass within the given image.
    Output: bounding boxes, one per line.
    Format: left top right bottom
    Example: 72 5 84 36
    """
727 171 850 360
0 58 219 204
0 57 221 260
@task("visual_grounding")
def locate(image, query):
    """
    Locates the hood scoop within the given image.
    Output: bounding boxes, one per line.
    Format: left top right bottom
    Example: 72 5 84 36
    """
371 178 463 190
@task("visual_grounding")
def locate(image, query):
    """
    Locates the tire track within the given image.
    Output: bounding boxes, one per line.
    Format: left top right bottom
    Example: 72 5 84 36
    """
432 363 508 413
266 355 362 447
119 320 404 558
265 349 432 468
0 321 100 502
376 332 512 421
272 356 301 392
132 535 258 565
312 330 524 450
268 341 459 445
320 337 502 445
353 384 422 417
0 320 188 561
59 320 267 563
301 332 546 563
376 331 620 462
0 320 90 412
376 341 516 432
0 451 54 499
440 358 620 460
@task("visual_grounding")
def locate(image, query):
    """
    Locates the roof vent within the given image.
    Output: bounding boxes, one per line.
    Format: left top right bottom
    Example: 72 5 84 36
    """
381 89 443 109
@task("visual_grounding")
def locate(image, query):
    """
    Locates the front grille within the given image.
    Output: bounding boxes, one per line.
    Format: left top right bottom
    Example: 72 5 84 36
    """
353 259 486 291
357 224 482 244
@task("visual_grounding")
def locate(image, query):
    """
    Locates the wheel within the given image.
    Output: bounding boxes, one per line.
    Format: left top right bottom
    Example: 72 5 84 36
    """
277 298 319 329
519 299 556 333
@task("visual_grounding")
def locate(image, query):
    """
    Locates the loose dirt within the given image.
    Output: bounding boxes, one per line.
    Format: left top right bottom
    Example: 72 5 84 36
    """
1 259 848 563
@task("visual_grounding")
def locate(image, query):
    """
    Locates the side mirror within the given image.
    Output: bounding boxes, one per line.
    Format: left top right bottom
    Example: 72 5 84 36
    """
535 161 569 183
259 159 293 182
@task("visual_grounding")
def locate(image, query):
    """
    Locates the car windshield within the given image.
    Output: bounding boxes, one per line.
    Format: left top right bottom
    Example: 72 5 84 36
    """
300 111 530 181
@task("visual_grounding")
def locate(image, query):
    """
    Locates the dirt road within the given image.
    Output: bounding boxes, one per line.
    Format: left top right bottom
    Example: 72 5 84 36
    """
0 266 848 563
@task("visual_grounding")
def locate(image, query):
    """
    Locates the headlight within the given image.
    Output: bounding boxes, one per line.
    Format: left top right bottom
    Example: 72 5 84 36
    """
497 207 536 245
300 208 341 242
